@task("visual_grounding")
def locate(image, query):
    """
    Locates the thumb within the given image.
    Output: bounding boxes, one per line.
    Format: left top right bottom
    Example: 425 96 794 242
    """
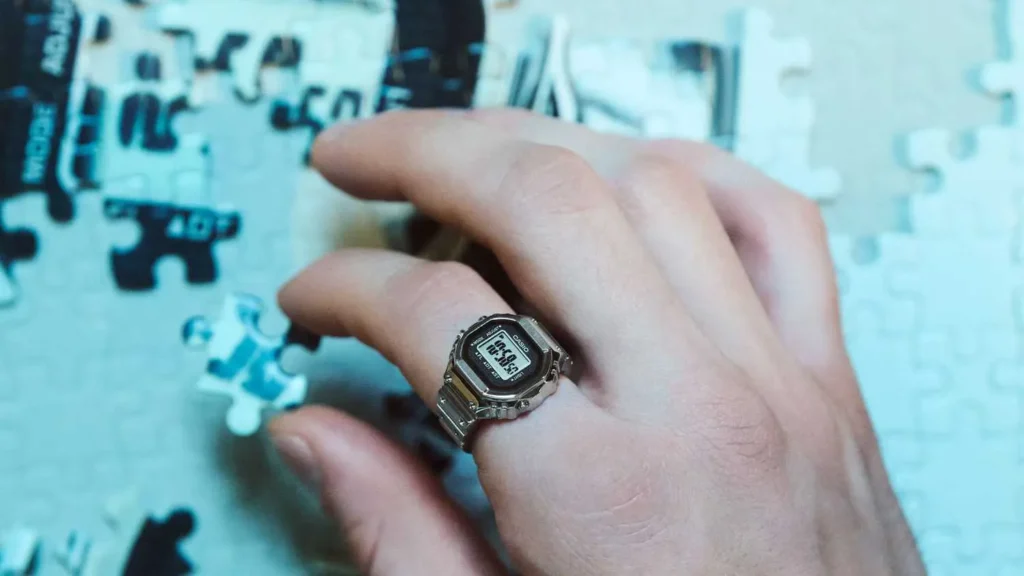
269 406 505 576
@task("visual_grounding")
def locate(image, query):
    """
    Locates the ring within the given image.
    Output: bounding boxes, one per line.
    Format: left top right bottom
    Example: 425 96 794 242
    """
437 314 573 451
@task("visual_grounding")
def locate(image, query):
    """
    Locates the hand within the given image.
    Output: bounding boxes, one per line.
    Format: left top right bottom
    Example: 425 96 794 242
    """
269 109 926 575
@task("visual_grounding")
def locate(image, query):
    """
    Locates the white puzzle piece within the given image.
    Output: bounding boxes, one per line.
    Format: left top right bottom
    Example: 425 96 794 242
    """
183 293 313 436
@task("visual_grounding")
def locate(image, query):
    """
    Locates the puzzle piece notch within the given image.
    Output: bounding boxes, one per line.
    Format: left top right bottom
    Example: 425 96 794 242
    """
901 126 1024 237
981 0 1024 127
104 197 240 291
183 293 320 436
0 527 40 576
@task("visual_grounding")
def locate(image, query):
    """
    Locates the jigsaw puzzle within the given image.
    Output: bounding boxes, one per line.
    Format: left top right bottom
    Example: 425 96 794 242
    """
2 0 1022 574
183 293 321 436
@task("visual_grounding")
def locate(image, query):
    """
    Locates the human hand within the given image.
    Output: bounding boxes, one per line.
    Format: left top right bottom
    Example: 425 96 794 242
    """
269 109 926 575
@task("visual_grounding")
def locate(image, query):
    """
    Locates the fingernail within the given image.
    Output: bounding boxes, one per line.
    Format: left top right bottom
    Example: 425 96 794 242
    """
273 434 321 493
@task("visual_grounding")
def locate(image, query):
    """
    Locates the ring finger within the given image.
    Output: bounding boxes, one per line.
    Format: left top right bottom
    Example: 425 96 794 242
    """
278 248 600 465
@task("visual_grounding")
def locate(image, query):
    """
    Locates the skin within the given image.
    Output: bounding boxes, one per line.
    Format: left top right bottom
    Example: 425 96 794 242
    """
268 109 927 576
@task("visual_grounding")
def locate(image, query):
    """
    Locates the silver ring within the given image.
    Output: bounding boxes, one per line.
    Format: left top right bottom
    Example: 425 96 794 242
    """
436 314 572 451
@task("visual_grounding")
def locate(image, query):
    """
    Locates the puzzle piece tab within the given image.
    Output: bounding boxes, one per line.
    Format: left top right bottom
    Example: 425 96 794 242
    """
729 7 813 139
183 293 320 436
981 0 1024 127
104 197 240 291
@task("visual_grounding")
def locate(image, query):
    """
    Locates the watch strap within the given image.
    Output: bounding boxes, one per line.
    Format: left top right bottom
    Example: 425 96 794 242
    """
437 370 479 451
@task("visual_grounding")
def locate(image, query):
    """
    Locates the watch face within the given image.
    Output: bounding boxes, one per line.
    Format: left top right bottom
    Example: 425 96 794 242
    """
462 319 543 391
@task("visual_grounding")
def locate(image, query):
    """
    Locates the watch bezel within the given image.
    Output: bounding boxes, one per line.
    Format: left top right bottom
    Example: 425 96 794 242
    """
453 314 557 403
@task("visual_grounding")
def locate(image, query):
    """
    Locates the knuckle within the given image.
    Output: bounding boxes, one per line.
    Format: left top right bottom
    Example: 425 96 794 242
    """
641 137 717 164
499 144 606 218
622 145 706 200
689 388 788 482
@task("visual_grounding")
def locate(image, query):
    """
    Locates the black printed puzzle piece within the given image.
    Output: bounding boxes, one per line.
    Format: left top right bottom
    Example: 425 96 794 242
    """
0 205 40 299
104 198 240 291
123 508 195 576
378 0 484 112
0 0 110 220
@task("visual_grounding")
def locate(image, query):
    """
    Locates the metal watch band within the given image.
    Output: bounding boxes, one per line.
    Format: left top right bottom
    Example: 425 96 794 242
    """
437 371 479 451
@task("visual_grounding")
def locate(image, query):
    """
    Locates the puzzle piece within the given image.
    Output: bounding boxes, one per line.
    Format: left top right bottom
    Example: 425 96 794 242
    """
0 527 40 576
156 0 389 103
728 7 813 139
97 59 210 205
61 492 196 576
269 3 392 159
380 0 485 110
507 15 579 122
0 207 39 307
726 8 841 201
981 0 1024 127
902 126 1024 238
569 39 736 141
183 293 320 436
104 197 240 291
0 0 110 221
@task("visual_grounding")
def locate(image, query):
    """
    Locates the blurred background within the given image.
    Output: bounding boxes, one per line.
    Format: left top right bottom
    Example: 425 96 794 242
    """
0 0 1021 574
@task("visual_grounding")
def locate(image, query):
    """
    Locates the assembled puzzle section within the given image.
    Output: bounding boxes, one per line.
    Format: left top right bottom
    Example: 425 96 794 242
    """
183 293 320 436
729 8 839 201
829 4 1024 573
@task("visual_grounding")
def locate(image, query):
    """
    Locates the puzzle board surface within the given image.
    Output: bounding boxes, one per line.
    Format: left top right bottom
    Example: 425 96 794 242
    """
1 0 1021 574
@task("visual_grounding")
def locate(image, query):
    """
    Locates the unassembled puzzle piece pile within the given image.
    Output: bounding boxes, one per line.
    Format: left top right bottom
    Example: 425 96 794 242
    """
828 2 1024 573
